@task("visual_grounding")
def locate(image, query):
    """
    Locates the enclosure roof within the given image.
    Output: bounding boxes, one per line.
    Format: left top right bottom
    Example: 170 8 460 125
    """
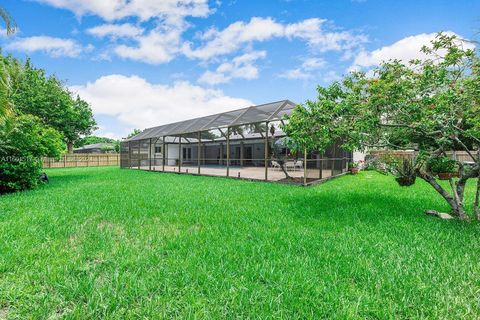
74 142 115 150
125 100 297 141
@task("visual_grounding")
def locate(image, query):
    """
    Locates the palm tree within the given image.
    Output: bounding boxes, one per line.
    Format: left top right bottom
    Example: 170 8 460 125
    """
0 6 16 35
0 6 17 124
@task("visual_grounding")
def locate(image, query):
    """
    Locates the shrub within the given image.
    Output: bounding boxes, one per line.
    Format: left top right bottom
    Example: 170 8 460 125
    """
0 115 63 193
427 156 457 173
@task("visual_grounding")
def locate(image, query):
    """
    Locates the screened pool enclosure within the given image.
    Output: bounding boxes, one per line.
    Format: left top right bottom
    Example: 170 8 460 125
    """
120 100 352 185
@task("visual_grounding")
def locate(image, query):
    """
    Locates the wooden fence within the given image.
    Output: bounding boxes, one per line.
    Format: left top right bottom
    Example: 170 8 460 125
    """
42 153 120 169
369 150 475 163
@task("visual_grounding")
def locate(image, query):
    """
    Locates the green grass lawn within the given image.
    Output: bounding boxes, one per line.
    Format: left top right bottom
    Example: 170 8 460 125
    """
1 167 479 319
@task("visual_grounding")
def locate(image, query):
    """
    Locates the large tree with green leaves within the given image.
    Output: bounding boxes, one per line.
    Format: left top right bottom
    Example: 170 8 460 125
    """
284 33 480 220
11 60 96 153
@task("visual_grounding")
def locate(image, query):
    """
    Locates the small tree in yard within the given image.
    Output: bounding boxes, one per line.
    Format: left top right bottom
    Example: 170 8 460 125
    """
284 33 480 220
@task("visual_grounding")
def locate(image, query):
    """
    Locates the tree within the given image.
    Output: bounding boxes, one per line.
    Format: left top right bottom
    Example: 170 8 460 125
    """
126 129 142 139
75 135 120 153
0 6 16 35
75 135 116 147
0 7 16 123
11 60 96 153
0 115 63 193
284 33 480 220
0 55 14 124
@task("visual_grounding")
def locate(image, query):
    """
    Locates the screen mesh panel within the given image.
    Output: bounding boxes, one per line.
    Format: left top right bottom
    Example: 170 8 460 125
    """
125 100 297 141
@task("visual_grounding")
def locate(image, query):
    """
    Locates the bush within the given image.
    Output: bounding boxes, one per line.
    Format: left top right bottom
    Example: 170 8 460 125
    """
0 115 63 193
427 156 457 173
0 157 43 193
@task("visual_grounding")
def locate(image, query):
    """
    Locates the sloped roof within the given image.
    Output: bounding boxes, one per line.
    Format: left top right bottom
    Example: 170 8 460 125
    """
74 142 115 150
125 100 297 141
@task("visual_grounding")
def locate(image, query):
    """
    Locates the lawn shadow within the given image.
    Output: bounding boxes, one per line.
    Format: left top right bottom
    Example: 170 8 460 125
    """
281 190 450 223
44 171 95 189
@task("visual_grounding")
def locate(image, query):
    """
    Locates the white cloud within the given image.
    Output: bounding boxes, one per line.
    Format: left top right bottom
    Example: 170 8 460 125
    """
351 31 474 69
199 51 266 85
6 36 88 57
34 0 211 21
185 17 367 60
285 19 367 52
185 17 283 60
87 23 144 38
70 74 252 129
279 57 326 80
114 21 185 64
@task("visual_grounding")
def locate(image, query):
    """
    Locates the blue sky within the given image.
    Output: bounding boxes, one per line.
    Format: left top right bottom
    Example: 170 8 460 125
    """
1 0 479 138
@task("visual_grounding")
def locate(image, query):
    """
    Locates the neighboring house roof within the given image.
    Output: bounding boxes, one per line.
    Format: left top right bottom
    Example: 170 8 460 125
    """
74 143 115 151
126 100 297 142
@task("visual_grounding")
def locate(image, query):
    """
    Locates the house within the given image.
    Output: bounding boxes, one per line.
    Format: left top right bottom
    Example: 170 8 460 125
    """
120 100 352 184
74 143 116 154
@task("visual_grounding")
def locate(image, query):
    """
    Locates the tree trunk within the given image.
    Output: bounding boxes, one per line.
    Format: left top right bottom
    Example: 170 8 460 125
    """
279 162 291 179
419 171 468 220
67 142 74 154
449 178 468 220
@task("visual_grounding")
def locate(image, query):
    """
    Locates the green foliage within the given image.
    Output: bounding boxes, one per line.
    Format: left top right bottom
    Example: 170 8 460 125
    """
1 167 480 318
284 33 480 155
0 55 21 124
100 144 117 153
0 115 63 193
126 128 142 139
284 32 480 218
0 53 79 192
427 156 457 173
74 135 116 147
11 59 96 148
75 135 120 153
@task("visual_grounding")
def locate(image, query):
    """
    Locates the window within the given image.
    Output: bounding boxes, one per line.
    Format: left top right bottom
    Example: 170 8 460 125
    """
155 146 162 154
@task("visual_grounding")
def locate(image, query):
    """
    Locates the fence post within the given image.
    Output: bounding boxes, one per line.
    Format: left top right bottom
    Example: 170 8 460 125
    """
319 155 323 180
264 121 269 181
178 135 182 173
162 136 166 172
138 142 141 170
303 148 307 186
149 138 152 171
63 155 66 168
197 131 201 175
226 127 230 177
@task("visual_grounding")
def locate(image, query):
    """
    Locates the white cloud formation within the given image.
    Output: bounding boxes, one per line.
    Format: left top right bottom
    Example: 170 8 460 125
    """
114 21 185 64
70 74 252 129
87 23 144 39
352 31 474 69
279 57 326 80
6 36 88 57
185 17 367 60
199 51 266 85
35 0 211 21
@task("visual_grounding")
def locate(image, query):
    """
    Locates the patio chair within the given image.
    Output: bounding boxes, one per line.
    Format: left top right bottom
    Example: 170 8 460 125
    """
285 161 296 171
271 160 281 171
294 160 303 171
